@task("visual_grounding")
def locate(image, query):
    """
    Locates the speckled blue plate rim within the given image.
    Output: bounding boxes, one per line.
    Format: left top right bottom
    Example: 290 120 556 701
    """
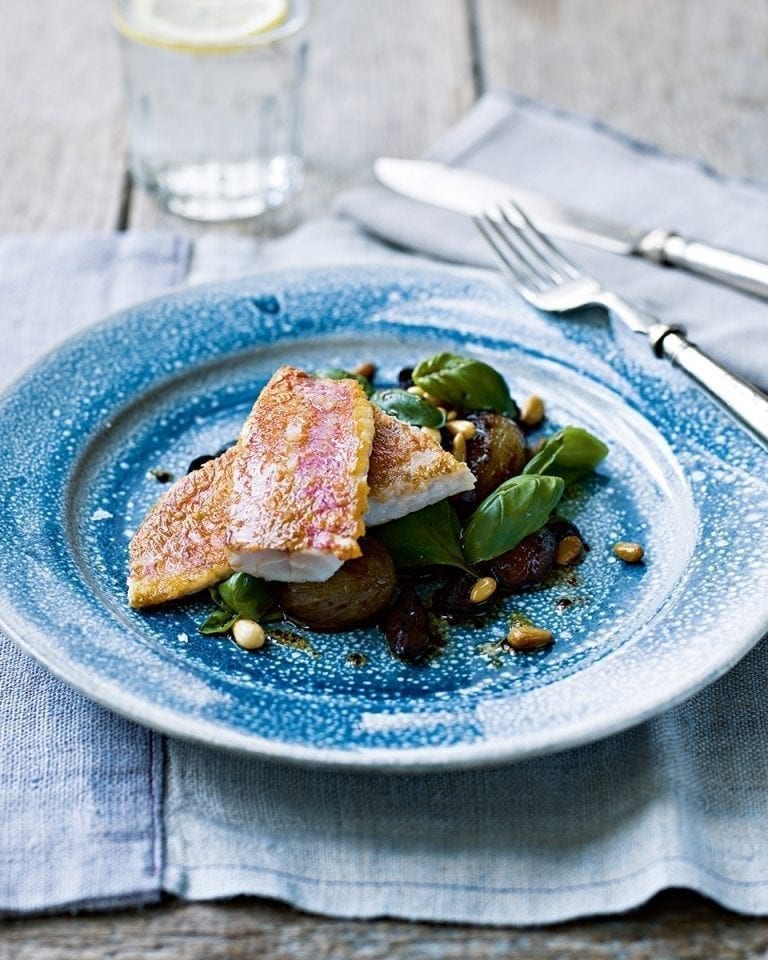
0 264 766 771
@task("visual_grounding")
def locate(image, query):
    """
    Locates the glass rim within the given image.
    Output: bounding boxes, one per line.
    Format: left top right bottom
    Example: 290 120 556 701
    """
112 0 308 52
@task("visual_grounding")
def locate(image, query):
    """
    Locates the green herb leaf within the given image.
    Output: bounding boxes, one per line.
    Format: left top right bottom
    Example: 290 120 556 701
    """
199 608 239 635
217 572 277 622
375 500 475 575
463 475 565 563
523 426 608 485
313 368 373 397
201 573 279 636
412 353 518 417
370 388 446 428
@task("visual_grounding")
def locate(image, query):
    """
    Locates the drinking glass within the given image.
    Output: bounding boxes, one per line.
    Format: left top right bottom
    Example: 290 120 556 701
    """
113 0 308 221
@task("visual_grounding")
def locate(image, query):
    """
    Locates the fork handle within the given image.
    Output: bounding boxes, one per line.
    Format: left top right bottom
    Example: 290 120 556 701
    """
638 230 768 301
600 292 768 450
655 329 768 451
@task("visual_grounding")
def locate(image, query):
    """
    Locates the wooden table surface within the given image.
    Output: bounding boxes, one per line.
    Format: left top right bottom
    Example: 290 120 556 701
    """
2 0 768 956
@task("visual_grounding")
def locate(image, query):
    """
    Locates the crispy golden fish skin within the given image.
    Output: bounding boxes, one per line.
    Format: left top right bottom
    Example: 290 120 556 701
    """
127 387 475 606
366 407 475 525
128 447 236 608
226 367 375 583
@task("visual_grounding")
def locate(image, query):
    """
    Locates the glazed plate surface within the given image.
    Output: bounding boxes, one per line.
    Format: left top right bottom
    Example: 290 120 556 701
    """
0 266 766 769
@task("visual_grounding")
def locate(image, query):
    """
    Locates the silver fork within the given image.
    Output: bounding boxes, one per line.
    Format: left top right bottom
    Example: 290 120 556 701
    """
475 203 768 452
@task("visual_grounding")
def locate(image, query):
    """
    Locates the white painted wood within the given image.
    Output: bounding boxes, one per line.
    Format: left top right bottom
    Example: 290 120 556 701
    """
476 0 768 179
0 0 127 231
2 892 767 960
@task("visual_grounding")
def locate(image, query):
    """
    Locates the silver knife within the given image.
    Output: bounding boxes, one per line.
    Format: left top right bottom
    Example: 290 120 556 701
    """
374 157 768 301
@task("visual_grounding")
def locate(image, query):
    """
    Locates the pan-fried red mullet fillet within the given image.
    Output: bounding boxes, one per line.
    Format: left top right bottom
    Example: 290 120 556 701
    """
366 407 474 524
127 448 236 608
226 367 375 583
128 380 475 607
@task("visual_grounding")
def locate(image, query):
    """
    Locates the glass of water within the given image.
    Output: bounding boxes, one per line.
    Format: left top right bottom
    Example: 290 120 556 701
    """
113 0 308 221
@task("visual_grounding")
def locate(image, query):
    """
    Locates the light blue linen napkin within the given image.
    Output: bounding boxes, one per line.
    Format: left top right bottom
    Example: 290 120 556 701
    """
0 232 190 913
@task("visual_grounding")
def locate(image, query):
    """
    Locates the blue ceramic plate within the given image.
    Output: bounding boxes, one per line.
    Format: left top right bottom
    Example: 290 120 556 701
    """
1 266 766 770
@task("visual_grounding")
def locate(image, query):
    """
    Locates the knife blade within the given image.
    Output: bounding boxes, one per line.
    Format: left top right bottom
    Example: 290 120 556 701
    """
374 157 768 301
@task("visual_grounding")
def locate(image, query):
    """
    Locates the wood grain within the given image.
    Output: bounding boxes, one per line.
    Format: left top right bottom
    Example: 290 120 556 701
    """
128 0 476 231
0 0 126 231
3 891 768 960
475 0 768 179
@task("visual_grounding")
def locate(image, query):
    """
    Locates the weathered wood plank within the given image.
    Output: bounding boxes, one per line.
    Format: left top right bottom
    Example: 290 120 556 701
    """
128 0 476 231
0 0 126 231
3 891 768 960
475 0 768 178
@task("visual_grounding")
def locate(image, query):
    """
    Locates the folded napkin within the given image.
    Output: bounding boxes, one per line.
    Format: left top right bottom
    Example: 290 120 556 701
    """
0 232 190 913
3 94 768 925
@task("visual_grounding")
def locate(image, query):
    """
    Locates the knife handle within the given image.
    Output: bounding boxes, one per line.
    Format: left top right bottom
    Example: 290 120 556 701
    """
639 229 768 301
655 329 768 452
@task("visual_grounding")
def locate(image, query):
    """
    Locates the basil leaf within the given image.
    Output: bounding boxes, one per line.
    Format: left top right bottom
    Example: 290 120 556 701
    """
209 586 230 611
217 572 277 622
523 426 608 485
463 475 565 563
375 501 475 575
412 353 518 417
199 609 239 635
370 388 446 428
314 368 373 397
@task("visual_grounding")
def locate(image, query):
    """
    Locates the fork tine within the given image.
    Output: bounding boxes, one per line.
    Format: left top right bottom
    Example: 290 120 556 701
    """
474 214 548 292
495 208 567 285
484 213 557 288
504 200 581 279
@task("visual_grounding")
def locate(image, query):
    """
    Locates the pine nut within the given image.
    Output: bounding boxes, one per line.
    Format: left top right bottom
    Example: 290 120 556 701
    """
421 426 443 446
613 541 645 563
506 625 554 652
445 419 477 439
469 577 497 604
452 432 467 462
232 619 266 650
445 410 458 422
555 535 583 566
354 362 375 380
407 385 426 396
520 394 545 427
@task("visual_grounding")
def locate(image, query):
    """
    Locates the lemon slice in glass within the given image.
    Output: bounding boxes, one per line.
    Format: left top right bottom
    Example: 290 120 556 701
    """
119 0 290 51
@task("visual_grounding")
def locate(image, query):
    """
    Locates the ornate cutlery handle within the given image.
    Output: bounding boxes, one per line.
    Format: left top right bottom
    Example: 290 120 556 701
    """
601 293 768 452
639 229 768 301
656 329 768 451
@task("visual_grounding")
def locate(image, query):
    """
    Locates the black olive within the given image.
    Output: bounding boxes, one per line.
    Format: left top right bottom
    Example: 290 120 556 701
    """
546 516 583 544
397 367 415 389
186 454 216 474
147 467 173 483
186 439 236 475
214 439 237 457
382 587 436 665
431 573 497 621
484 526 557 593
